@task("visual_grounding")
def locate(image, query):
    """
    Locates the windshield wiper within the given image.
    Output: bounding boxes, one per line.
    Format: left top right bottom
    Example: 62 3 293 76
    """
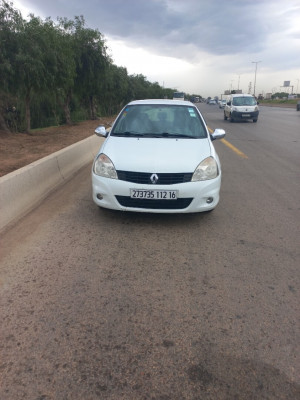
161 132 197 138
111 131 144 137
112 131 197 139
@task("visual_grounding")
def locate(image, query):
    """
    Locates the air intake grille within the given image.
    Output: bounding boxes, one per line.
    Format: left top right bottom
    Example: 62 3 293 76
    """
117 171 193 185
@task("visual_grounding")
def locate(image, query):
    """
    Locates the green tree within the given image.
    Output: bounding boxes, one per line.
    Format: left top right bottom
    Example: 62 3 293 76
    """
13 15 61 132
55 17 78 124
71 16 110 120
271 92 289 99
1 2 185 133
0 1 23 132
101 64 129 115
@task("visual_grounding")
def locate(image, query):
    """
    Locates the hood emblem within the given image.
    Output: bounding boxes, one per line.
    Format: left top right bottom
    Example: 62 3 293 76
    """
150 173 159 184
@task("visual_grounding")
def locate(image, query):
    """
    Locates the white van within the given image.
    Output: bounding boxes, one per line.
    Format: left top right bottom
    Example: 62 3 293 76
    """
224 94 259 123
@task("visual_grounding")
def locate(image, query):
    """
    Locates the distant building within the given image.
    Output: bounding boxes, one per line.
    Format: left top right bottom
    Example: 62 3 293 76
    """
224 89 242 95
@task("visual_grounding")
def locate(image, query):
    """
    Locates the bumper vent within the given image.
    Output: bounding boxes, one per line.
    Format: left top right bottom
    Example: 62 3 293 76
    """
115 196 193 210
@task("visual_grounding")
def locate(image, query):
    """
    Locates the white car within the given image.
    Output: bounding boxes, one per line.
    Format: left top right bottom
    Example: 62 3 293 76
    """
224 94 259 122
219 99 227 108
92 99 225 213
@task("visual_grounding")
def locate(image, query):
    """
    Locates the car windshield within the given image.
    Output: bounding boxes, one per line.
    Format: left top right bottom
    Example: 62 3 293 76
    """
232 97 257 106
111 104 207 138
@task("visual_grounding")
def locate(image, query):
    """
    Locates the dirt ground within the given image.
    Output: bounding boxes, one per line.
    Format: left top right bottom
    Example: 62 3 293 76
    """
0 117 115 177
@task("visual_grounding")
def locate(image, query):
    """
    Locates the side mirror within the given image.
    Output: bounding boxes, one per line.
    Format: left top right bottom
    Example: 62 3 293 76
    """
95 125 107 137
227 101 231 106
210 128 225 141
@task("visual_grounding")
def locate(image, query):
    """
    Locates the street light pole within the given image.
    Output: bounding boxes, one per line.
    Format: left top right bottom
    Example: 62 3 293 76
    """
252 61 261 97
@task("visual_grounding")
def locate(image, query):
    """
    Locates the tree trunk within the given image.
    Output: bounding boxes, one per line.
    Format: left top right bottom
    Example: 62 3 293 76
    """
63 91 72 125
25 90 31 133
0 112 10 133
89 95 97 120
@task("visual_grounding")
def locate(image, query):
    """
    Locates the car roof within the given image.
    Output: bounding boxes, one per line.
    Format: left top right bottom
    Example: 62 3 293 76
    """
127 99 193 107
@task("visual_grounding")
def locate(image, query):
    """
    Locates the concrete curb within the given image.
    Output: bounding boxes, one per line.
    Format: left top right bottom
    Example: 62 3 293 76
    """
0 134 104 232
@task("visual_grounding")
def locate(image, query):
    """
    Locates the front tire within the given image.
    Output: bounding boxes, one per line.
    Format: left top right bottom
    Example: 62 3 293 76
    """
230 114 235 122
253 118 258 123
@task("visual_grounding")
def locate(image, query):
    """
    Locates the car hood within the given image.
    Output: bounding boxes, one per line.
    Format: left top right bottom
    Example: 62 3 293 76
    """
100 137 213 173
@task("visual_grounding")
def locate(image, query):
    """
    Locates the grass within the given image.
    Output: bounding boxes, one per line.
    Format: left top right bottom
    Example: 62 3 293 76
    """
259 99 299 106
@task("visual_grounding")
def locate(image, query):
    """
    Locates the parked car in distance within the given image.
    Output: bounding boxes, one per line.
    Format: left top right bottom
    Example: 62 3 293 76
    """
224 94 259 122
209 99 216 105
219 100 225 108
297 101 300 111
92 99 226 213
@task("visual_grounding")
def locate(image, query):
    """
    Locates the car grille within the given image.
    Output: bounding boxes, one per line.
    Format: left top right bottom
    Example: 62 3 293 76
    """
117 171 193 185
115 196 193 210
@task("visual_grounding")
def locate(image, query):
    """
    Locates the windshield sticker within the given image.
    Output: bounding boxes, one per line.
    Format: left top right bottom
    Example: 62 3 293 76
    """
188 108 196 117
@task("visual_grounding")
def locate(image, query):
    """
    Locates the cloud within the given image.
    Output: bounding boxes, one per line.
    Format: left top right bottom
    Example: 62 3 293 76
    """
15 0 300 70
11 0 300 96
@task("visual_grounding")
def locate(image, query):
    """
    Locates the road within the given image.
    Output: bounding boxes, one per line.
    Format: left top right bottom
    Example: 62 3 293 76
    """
1 105 299 399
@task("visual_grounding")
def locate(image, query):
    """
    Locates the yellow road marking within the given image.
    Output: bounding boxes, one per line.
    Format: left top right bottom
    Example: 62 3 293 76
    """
208 126 248 159
220 138 248 159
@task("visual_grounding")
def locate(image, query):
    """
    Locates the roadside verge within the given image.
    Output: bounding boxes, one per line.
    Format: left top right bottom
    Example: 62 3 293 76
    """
0 135 104 232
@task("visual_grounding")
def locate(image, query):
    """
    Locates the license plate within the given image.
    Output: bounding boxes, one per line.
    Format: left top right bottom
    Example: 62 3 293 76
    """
130 189 178 200
242 114 250 117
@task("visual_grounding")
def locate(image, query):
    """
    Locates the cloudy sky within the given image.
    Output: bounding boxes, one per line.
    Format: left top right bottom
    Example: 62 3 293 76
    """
13 0 300 97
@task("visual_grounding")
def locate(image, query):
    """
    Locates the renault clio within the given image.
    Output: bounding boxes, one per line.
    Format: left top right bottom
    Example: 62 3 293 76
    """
92 99 226 213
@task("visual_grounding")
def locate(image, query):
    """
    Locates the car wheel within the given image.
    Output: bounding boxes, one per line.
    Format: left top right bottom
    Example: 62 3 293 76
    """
230 114 234 122
253 118 258 122
224 112 227 120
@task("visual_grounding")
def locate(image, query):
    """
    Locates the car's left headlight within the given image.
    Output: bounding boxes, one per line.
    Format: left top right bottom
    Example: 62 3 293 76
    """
93 153 118 179
192 157 219 181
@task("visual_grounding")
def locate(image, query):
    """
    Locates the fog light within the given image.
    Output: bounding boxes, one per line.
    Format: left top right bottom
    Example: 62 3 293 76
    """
97 193 103 200
206 197 213 204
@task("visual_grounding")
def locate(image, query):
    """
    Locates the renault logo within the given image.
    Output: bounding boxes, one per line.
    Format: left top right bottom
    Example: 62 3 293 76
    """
150 173 159 184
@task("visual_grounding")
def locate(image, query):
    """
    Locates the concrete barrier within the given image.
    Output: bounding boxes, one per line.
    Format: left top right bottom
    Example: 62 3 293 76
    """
0 134 104 232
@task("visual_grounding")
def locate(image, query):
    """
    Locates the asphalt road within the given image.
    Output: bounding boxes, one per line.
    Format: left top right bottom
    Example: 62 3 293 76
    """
1 105 299 399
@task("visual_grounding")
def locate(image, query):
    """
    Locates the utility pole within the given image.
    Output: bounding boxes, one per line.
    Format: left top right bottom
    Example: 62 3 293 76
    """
251 61 261 97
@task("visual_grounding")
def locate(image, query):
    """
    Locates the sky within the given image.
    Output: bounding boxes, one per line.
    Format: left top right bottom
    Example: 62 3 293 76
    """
12 0 300 98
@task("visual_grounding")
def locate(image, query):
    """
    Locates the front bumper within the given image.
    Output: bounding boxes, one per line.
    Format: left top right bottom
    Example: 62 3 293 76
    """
92 173 222 213
232 110 259 120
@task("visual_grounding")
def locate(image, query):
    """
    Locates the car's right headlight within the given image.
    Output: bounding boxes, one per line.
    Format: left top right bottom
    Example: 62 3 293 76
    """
192 157 219 181
93 153 118 179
